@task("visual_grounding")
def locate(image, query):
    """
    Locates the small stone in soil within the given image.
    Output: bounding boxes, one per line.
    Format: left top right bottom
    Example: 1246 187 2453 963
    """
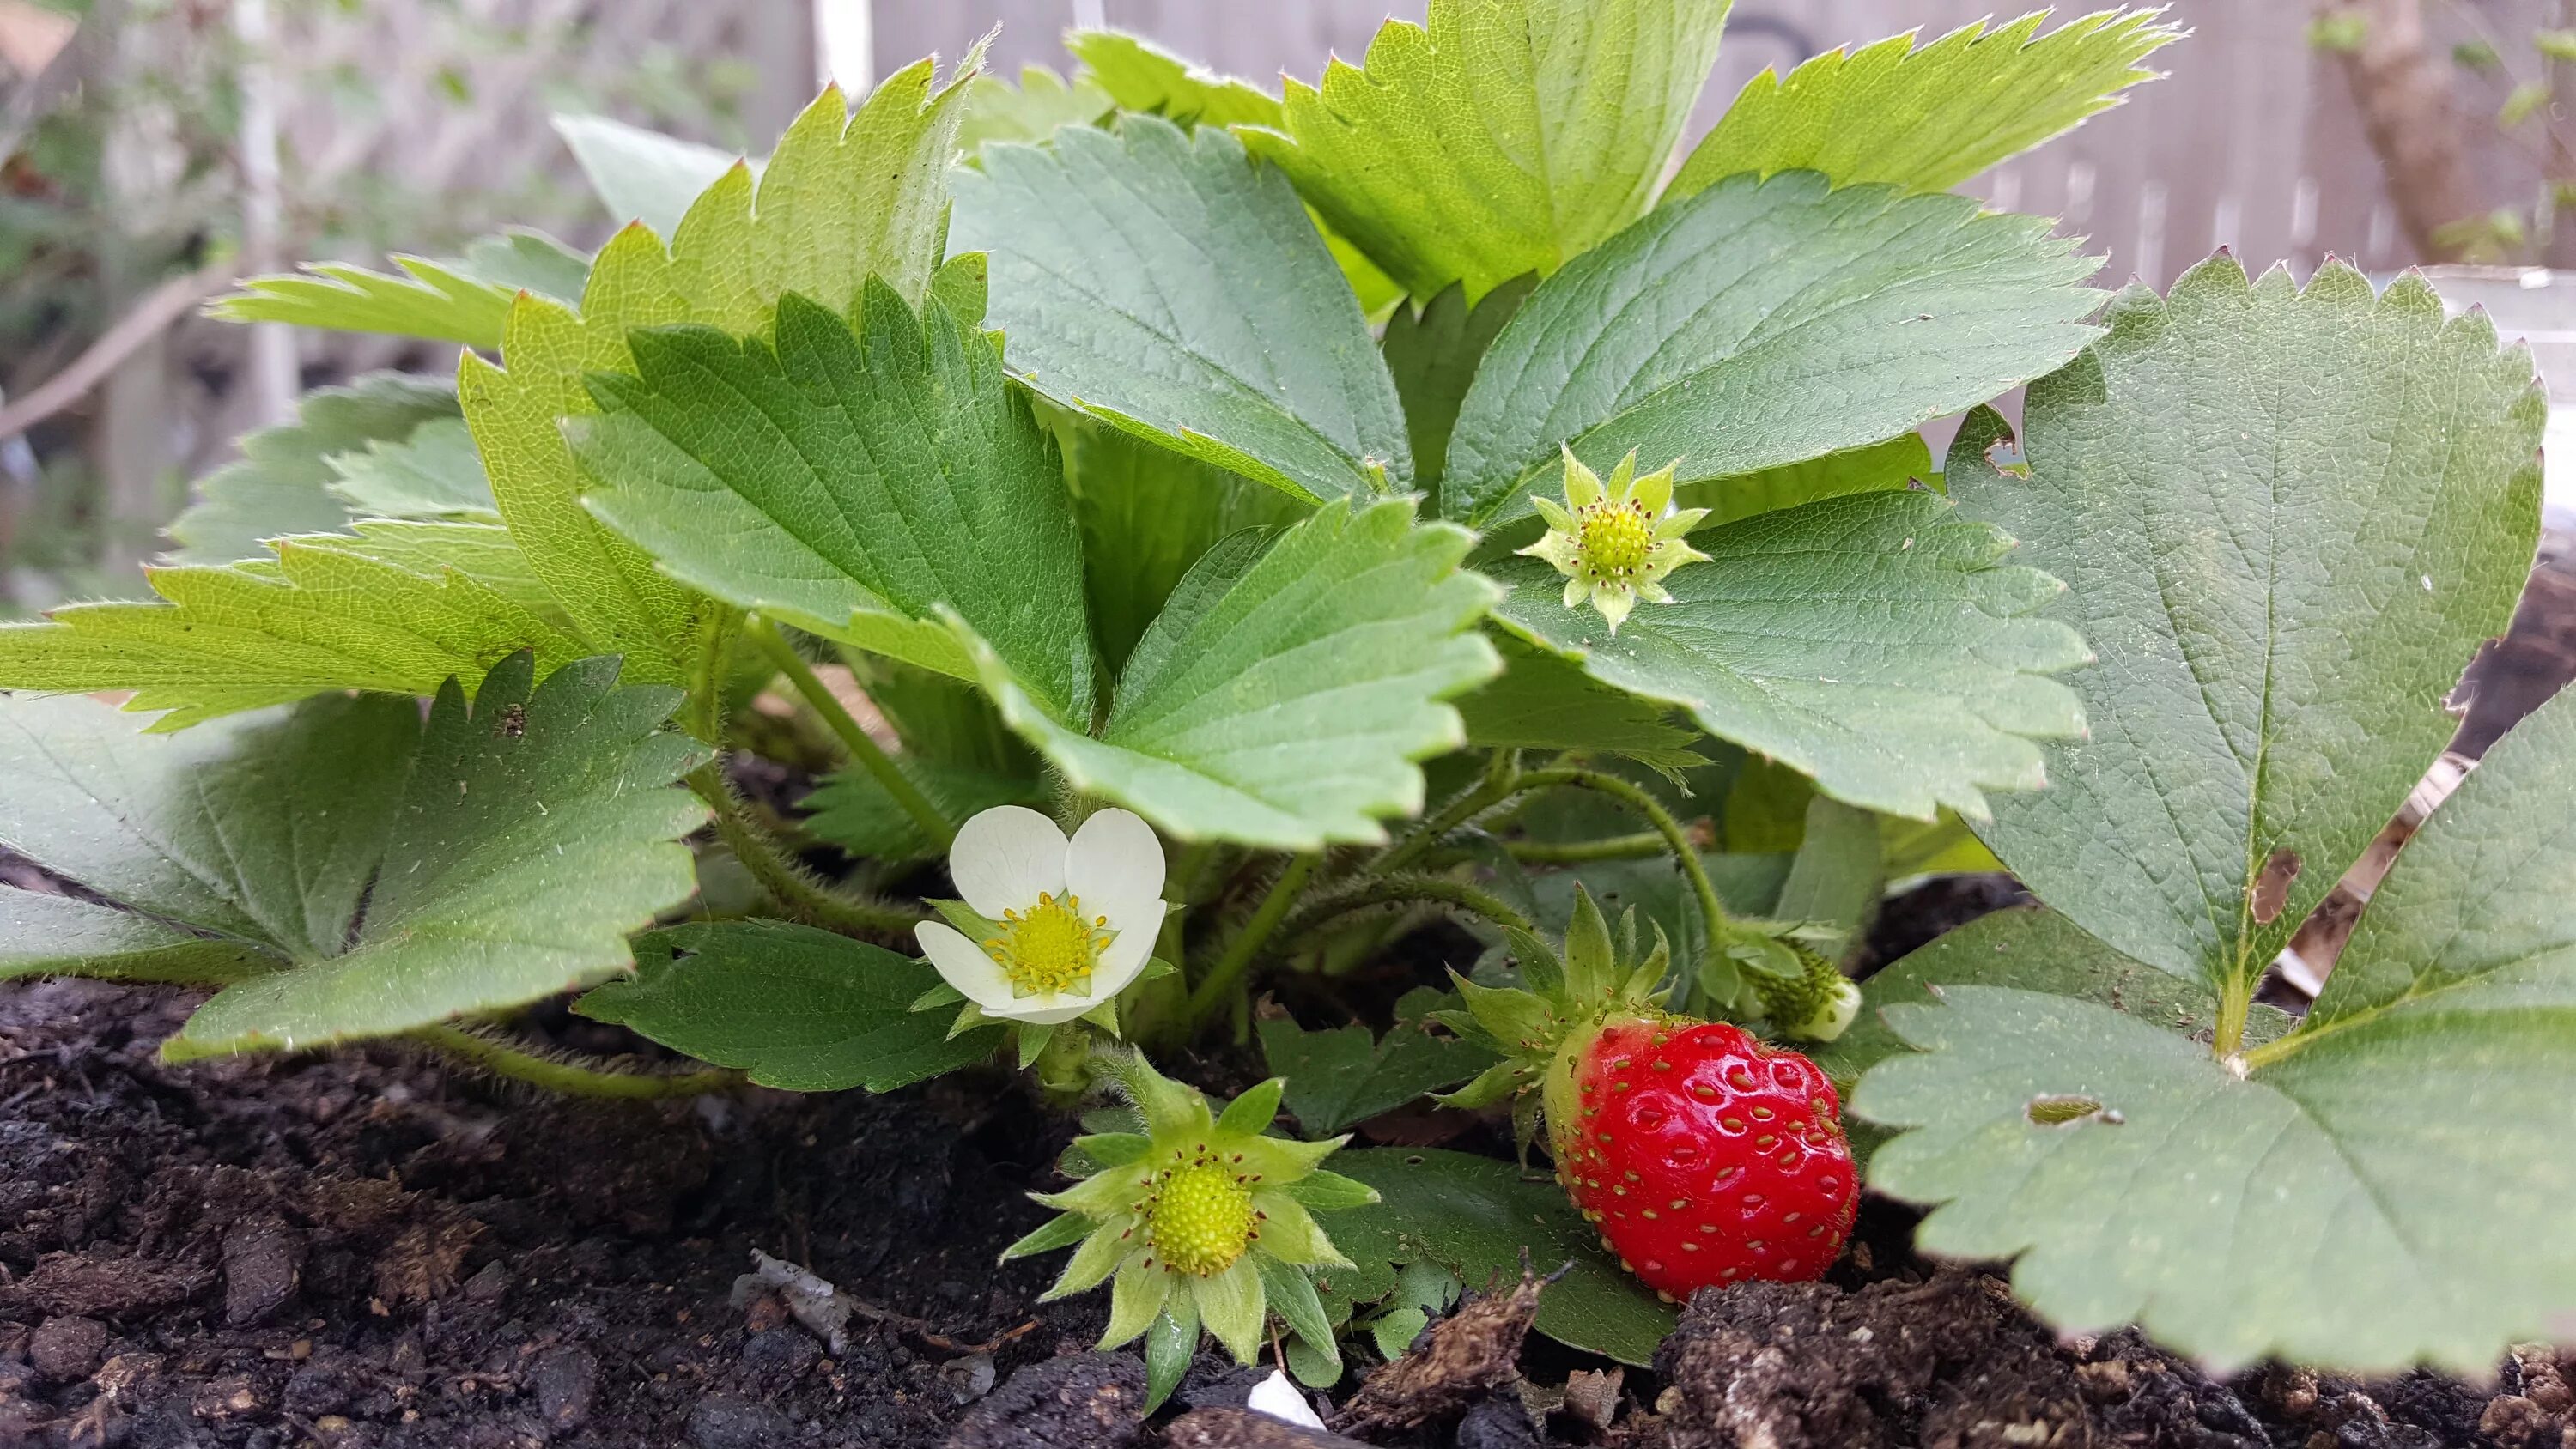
689 1392 799 1449
27 1315 107 1382
221 1214 305 1326
946 1351 1148 1449
532 1344 598 1431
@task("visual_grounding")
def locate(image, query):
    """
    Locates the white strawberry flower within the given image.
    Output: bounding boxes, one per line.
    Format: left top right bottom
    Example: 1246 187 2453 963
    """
916 805 1167 1025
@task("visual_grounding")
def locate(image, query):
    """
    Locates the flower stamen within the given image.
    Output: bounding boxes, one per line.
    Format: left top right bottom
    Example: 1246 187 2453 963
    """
982 890 1115 997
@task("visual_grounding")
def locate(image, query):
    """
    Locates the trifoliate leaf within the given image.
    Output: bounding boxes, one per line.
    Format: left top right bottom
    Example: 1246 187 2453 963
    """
1257 1012 1499 1137
0 536 590 730
1065 423 1306 676
1488 489 2089 821
1861 684 2576 1371
578 920 1005 1092
552 112 743 239
1442 171 2102 531
1382 276 1534 492
576 286 1093 721
324 417 495 519
168 654 708 1058
957 64 1113 156
168 372 462 565
1668 9 2180 201
1238 0 1735 301
0 654 706 1057
960 500 1499 849
1454 631 1705 779
1678 433 1935 530
320 520 574 627
803 756 1040 862
1951 259 2545 996
210 230 588 350
950 118 1412 504
462 60 981 690
1328 1148 1673 1366
1069 30 1283 128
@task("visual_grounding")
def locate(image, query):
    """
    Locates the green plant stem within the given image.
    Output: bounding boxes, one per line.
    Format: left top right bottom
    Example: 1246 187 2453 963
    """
688 766 925 937
1518 764 1740 971
1370 749 1520 876
416 1023 742 1099
2214 970 2255 1058
1505 830 1668 864
683 607 740 745
1184 854 1316 1028
1276 871 1534 942
749 621 954 852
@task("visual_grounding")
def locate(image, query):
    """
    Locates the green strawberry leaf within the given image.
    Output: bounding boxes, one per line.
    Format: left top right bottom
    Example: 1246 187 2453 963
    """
319 520 577 628
1068 30 1283 128
0 654 707 1057
803 756 1041 862
325 417 496 520
1951 259 2546 997
1678 433 1935 530
0 891 270 985
1238 0 1735 301
1668 9 2181 202
1860 688 2576 1369
211 230 588 349
552 112 743 239
1454 632 1706 779
1065 423 1307 677
1487 489 2090 822
1327 1148 1674 1366
574 285 1094 722
168 372 462 565
957 64 1114 156
950 118 1411 504
1442 172 2103 531
578 920 1005 1092
0 537 591 730
961 500 1500 849
461 58 980 691
1382 276 1535 493
1258 1009 1500 1137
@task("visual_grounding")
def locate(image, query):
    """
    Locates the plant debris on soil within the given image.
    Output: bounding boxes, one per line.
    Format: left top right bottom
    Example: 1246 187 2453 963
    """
3 540 2572 1449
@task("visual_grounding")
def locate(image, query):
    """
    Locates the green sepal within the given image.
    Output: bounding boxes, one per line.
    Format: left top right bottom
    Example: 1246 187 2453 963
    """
1103 1257 1172 1349
1139 955 1178 981
1072 1132 1151 1167
947 1001 994 1040
1561 884 1617 999
1257 1256 1341 1384
1193 1258 1265 1363
910 981 966 1012
1449 971 1555 1052
1078 995 1121 1036
1502 925 1565 995
1249 1193 1346 1269
1436 1057 1534 1112
1000 1210 1094 1262
1144 1300 1196 1412
1279 1169 1381 1212
930 897 1001 941
1042 1220 1131 1300
1216 1076 1286 1137
1016 1022 1058 1070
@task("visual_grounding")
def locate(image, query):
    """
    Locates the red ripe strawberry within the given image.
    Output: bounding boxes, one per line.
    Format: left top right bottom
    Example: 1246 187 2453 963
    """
1438 885 1860 1300
1549 1018 1856 1297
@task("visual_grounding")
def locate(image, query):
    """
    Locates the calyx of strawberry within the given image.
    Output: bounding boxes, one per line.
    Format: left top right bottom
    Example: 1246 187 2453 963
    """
1727 925 1864 1043
1435 884 1675 1155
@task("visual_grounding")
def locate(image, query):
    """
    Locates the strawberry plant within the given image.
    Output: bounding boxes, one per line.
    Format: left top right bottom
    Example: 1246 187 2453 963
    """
0 0 2563 1408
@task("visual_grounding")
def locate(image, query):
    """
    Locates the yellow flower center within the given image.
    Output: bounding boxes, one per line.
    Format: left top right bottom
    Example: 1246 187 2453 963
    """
982 891 1113 997
1577 500 1656 578
1145 1161 1255 1276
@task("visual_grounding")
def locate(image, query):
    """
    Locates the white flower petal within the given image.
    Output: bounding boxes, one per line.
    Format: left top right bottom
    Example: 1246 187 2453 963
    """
1091 911 1159 997
916 922 1019 1013
1066 808 1165 924
1007 996 1100 1026
950 805 1068 918
1248 1370 1327 1431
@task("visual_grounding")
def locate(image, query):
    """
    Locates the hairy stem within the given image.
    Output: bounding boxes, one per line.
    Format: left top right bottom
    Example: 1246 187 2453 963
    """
416 1022 742 1099
1276 871 1534 943
1370 749 1519 876
1506 830 1669 864
1516 766 1741 1003
749 620 953 852
1185 854 1317 1028
688 766 925 937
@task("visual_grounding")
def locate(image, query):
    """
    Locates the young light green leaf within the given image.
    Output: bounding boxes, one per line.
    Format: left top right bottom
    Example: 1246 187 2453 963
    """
1329 1148 1673 1366
1069 30 1283 128
1677 433 1935 529
578 920 1005 1091
1443 172 2103 531
321 520 576 626
1668 9 2180 202
1382 276 1535 492
950 118 1412 504
0 537 589 730
1454 632 1706 779
957 64 1114 156
576 286 1093 718
462 61 981 690
168 372 462 565
210 230 588 350
1238 0 1735 300
1488 489 2090 821
167 654 709 1058
325 417 495 519
1257 1013 1500 1137
1952 259 2545 994
960 500 1499 849
1065 423 1307 676
552 112 744 239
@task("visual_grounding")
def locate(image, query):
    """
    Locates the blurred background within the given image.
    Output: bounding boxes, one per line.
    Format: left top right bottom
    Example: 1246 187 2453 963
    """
0 0 2571 638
